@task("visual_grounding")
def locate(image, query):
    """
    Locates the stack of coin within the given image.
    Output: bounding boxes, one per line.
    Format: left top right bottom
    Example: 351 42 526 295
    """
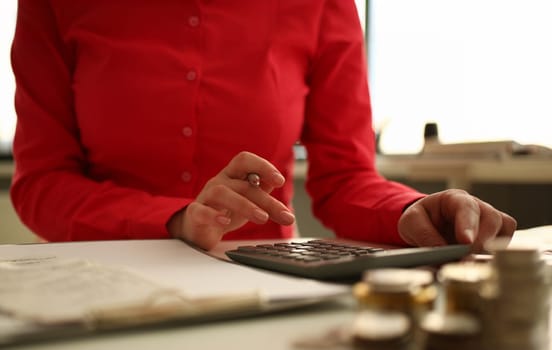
419 311 481 350
351 309 412 350
437 262 493 316
353 268 437 320
487 242 551 350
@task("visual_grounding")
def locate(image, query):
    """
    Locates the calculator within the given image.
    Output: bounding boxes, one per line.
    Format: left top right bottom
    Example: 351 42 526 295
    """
225 239 470 280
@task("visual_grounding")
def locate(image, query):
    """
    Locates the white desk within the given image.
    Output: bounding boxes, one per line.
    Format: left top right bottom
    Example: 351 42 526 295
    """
0 239 355 350
9 299 355 350
3 228 552 350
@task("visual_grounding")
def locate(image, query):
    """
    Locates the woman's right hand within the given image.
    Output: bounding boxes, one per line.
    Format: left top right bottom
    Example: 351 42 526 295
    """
167 152 296 250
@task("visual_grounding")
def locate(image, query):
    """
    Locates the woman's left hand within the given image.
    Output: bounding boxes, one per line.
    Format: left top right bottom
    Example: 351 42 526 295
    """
398 189 517 252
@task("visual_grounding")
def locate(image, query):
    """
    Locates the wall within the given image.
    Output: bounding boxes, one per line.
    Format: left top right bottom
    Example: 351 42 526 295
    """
0 189 36 244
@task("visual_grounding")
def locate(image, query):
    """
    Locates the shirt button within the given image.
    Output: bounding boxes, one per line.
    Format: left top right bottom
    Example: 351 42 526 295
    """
188 16 200 27
186 70 197 81
181 171 192 182
182 126 193 137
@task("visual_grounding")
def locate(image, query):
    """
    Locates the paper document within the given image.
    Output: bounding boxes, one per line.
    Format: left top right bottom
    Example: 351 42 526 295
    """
511 225 552 252
0 256 261 326
0 240 348 329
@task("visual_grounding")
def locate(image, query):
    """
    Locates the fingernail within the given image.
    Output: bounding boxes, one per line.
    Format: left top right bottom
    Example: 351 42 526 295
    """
464 228 475 242
279 210 295 225
272 172 285 186
253 208 269 223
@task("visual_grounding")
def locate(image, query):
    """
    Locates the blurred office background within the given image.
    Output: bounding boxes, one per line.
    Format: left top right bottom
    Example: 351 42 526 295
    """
368 1 552 154
1 1 551 243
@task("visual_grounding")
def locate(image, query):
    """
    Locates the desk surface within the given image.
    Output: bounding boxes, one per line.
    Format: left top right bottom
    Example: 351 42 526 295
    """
3 228 552 350
0 239 354 350
9 298 355 350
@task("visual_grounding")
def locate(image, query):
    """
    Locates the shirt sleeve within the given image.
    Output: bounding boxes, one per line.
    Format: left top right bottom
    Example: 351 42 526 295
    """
302 0 425 245
10 0 190 241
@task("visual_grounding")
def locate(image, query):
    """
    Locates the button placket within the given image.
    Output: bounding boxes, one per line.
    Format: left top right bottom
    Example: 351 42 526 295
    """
181 171 192 183
182 126 193 137
180 9 201 189
188 15 200 28
186 70 197 81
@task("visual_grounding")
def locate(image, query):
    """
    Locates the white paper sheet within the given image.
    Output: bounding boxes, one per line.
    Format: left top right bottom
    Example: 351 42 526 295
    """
0 239 348 309
0 257 170 323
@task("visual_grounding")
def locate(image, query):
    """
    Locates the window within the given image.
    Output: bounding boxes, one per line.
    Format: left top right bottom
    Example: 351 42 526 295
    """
368 1 552 154
355 0 367 34
0 0 16 155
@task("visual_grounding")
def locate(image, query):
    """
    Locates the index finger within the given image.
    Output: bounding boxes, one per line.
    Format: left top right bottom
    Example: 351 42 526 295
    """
441 190 480 244
223 151 286 190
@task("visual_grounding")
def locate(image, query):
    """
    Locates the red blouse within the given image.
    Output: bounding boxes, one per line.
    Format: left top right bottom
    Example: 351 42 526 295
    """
11 0 423 244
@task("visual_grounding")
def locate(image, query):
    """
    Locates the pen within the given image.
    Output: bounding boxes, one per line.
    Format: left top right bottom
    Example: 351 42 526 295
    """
247 173 261 187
